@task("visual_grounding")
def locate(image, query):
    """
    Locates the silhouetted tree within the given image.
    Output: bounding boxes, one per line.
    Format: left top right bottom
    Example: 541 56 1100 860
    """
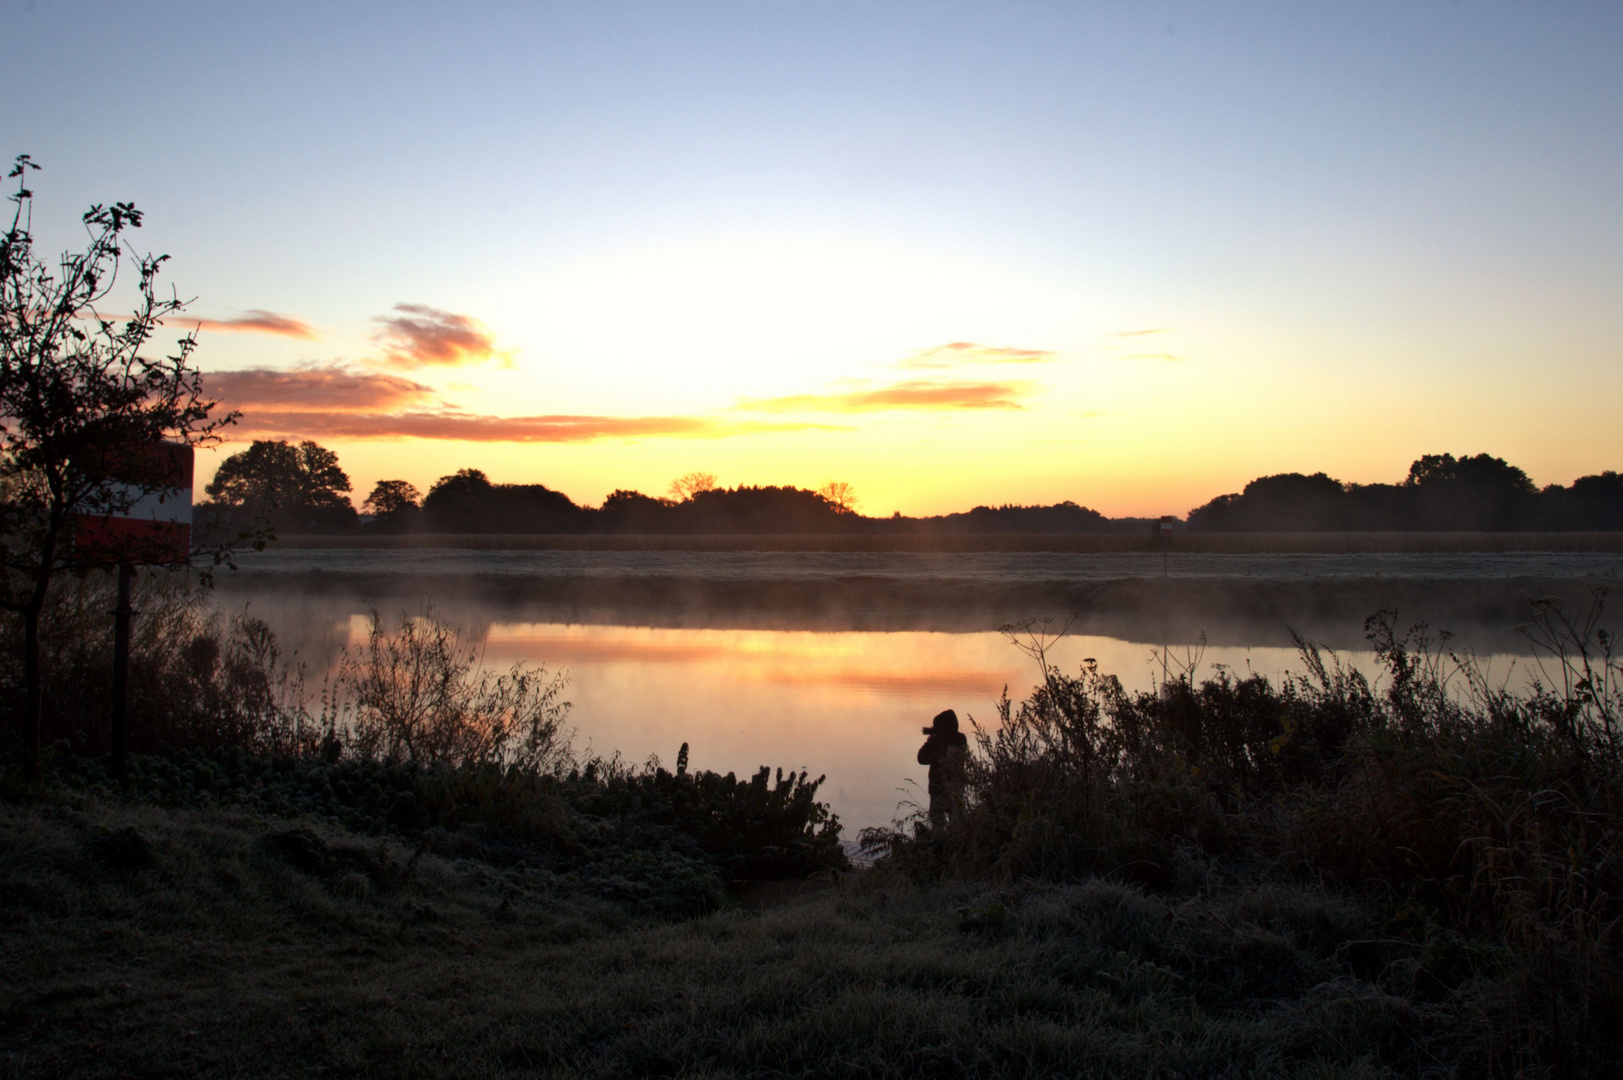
1187 473 1349 532
202 439 355 534
1186 453 1585 532
0 155 234 776
422 468 585 533
597 489 673 532
674 485 851 533
934 501 1116 534
817 481 860 514
361 479 421 531
1553 472 1623 530
1402 452 1537 530
668 471 717 501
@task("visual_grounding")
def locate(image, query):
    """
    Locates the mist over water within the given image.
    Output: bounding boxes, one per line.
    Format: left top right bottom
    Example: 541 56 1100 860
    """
213 548 1623 832
228 547 1623 585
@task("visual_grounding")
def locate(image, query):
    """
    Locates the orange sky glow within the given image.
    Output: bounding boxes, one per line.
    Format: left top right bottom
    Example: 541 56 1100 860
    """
9 5 1611 519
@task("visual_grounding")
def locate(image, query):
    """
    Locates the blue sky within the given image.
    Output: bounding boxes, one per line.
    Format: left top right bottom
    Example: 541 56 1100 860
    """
6 2 1621 515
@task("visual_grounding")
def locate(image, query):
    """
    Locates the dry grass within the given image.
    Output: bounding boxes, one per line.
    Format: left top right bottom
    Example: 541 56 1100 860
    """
2 797 1574 1079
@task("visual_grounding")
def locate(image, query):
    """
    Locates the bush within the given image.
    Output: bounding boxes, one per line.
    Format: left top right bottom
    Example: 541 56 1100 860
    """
0 571 320 759
336 609 571 771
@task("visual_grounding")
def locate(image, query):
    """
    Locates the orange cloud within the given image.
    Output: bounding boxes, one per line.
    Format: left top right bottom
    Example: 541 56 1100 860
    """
205 364 436 412
1112 328 1168 338
741 379 1031 413
230 410 838 443
185 310 318 338
897 341 1055 369
1126 353 1186 362
374 304 506 368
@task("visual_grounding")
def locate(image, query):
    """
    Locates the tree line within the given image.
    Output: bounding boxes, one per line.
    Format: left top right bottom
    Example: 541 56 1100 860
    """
193 440 1158 537
1187 453 1623 532
195 440 1623 537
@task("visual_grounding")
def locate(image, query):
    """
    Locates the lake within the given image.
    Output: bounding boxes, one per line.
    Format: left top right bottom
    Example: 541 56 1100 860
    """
212 547 1623 833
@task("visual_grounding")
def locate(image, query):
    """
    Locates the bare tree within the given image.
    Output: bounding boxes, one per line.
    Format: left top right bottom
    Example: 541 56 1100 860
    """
668 471 718 501
817 481 859 514
0 156 234 777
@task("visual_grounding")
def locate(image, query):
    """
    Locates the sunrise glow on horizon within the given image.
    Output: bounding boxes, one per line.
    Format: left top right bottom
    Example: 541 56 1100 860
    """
8 3 1621 518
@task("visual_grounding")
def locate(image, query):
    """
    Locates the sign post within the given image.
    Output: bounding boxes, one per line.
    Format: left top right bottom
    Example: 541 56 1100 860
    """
109 564 134 778
1153 516 1178 690
1156 515 1177 578
74 441 194 781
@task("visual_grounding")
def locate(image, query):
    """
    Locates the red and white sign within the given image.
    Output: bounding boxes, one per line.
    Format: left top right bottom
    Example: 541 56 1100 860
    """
74 441 193 565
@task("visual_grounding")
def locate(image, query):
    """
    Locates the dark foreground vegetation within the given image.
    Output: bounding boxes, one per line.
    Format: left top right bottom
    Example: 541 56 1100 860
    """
1 799 1548 1080
195 440 1622 540
0 576 846 904
863 593 1623 1075
4 576 1622 1076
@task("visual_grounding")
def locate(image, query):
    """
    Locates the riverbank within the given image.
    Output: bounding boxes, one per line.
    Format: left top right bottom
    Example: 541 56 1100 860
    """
268 530 1623 553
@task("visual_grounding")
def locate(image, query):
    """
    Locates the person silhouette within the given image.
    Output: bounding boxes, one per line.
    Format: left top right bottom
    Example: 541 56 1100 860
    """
917 709 968 831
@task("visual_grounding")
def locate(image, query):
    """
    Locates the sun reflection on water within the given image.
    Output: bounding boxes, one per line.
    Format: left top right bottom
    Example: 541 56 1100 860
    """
275 609 1501 833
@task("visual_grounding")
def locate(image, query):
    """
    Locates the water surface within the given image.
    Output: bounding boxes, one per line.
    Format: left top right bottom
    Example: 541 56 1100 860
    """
216 545 1603 832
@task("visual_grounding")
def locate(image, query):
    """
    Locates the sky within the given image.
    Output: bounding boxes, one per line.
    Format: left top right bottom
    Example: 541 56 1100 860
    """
5 1 1622 518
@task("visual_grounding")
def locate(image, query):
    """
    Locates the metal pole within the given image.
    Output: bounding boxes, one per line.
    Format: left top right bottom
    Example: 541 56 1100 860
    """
110 563 133 782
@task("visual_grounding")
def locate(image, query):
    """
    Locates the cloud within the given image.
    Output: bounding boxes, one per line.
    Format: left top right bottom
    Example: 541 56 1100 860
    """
1125 353 1186 362
897 341 1056 369
212 354 849 445
205 364 437 412
184 310 318 338
374 304 507 368
1112 328 1168 338
229 409 839 443
742 379 1031 413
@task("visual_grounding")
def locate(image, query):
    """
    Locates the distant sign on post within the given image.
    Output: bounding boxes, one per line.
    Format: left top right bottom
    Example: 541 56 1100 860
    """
73 441 193 565
1157 515 1177 538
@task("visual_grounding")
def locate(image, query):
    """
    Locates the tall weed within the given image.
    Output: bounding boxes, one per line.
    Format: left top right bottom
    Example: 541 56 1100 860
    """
0 570 321 757
0 581 846 884
334 609 572 771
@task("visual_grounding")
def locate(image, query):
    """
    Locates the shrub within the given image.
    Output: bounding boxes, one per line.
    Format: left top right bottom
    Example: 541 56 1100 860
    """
336 608 571 772
0 571 320 758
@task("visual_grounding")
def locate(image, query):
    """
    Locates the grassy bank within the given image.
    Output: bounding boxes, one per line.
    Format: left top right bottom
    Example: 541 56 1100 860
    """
858 598 1623 1075
0 796 1562 1079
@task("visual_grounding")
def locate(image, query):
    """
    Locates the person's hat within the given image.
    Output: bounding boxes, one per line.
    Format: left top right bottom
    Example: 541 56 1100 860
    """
925 709 959 734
